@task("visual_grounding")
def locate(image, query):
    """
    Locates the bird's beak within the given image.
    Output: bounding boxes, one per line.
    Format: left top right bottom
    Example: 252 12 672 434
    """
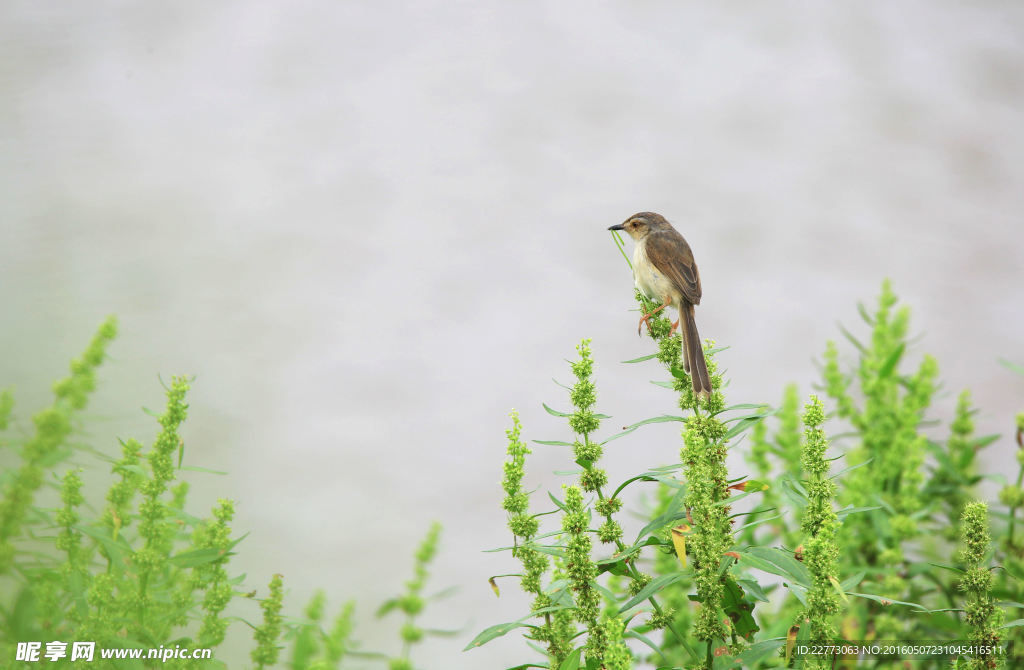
608 223 625 231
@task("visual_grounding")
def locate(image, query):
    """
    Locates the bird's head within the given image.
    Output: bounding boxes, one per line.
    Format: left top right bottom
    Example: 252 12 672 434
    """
608 212 670 240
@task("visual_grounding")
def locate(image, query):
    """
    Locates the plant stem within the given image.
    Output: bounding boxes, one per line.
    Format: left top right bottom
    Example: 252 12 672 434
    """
1008 466 1024 548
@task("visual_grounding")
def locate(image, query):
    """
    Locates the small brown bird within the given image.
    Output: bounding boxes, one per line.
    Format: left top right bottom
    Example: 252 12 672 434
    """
609 212 712 398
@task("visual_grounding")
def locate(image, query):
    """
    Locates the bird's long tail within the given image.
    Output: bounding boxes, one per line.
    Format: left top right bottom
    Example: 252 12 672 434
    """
682 302 711 399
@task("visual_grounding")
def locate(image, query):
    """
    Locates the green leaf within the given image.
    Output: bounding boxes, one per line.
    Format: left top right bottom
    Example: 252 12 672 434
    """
541 403 572 417
531 604 576 616
998 358 1024 376
464 609 564 652
721 574 759 639
534 440 574 447
622 353 659 364
609 473 660 498
878 343 905 378
8 587 39 640
724 403 770 411
625 415 686 428
735 578 771 603
999 619 1024 629
225 531 250 552
721 409 774 425
464 619 535 650
829 575 849 604
625 629 668 663
559 647 582 670
601 415 685 445
618 572 687 613
596 536 664 570
838 324 866 353
846 592 928 611
856 301 875 325
76 523 133 561
787 581 807 606
840 571 866 591
541 580 575 609
346 650 391 660
428 585 459 602
836 505 881 520
376 598 400 617
634 486 687 544
167 547 227 568
831 459 872 480
528 544 566 559
723 414 768 441
595 557 632 577
736 638 786 666
179 465 229 475
734 513 781 533
712 656 736 670
734 547 811 588
969 434 1000 450
713 489 759 507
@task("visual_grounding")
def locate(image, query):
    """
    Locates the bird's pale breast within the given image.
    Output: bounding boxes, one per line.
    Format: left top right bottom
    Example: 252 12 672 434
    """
633 240 676 304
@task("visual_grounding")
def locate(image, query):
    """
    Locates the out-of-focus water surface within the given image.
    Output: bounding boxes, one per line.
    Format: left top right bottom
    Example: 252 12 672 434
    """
2 2 1022 666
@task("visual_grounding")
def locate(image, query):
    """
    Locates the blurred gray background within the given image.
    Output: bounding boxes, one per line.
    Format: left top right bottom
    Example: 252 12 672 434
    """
2 1 1022 667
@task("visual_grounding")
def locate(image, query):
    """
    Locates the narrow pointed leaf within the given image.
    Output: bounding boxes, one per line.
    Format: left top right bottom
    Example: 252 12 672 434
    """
997 358 1024 376
878 343 905 378
541 403 572 418
618 572 687 613
846 592 928 611
838 324 866 353
622 353 659 364
464 620 533 650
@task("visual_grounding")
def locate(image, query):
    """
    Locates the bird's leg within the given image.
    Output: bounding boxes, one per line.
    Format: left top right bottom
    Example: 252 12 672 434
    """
669 319 680 336
637 296 672 335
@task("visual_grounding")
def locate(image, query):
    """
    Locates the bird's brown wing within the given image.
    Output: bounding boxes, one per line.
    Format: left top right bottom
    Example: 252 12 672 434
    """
645 230 702 305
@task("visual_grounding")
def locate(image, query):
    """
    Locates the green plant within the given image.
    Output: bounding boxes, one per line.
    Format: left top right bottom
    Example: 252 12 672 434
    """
376 521 446 670
4 275 1022 669
0 320 449 669
473 266 1021 669
794 396 840 668
472 305 773 668
958 502 1002 669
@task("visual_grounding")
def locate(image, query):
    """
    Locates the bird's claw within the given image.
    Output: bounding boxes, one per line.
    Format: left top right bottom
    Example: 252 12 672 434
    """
637 313 655 336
